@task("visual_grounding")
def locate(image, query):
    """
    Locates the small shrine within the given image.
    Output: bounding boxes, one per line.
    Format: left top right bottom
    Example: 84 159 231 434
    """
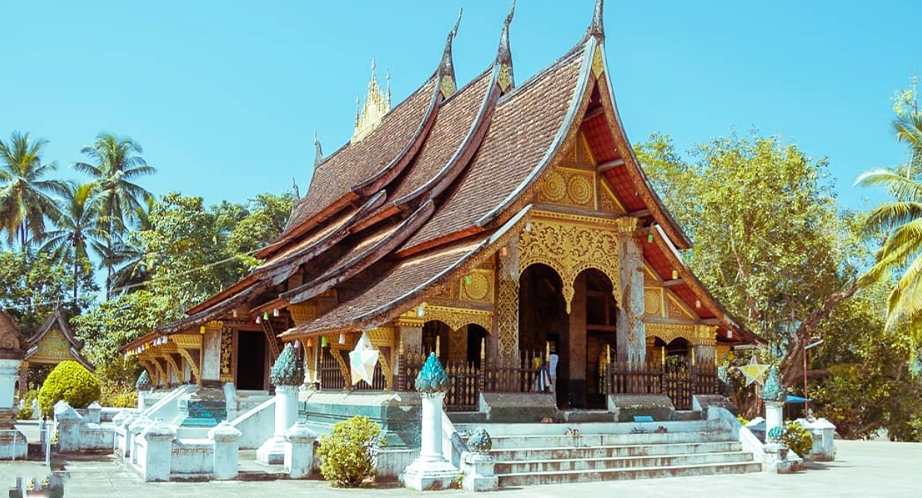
20 309 95 395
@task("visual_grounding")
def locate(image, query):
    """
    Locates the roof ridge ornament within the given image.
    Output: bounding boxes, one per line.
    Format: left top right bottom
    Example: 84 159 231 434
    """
496 0 515 92
439 9 463 99
313 131 323 166
351 58 392 144
587 0 604 40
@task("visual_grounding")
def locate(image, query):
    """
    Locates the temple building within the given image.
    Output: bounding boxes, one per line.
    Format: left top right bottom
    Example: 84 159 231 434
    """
122 0 754 420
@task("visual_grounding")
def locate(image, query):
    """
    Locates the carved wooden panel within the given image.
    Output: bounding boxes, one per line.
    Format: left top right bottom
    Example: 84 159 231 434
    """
220 328 234 382
537 166 596 209
644 287 663 317
645 323 695 344
666 294 695 320
518 216 621 313
459 269 493 303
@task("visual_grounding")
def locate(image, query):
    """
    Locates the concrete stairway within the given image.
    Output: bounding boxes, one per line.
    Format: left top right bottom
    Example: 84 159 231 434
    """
455 419 761 487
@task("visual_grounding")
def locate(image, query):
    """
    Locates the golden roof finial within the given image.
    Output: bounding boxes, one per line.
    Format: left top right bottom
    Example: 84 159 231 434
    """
496 0 516 92
352 58 392 144
438 9 463 98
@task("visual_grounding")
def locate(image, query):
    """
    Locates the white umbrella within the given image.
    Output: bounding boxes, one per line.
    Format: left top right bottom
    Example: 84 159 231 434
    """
349 331 379 386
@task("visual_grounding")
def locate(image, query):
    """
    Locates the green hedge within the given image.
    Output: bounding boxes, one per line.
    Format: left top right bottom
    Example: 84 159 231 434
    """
38 361 100 417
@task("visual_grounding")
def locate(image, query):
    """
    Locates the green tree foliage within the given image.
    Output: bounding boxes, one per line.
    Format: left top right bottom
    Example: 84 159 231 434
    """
73 191 292 387
38 360 101 416
316 415 383 487
636 132 860 395
0 131 66 249
37 182 108 302
73 133 156 297
856 78 922 331
0 250 96 336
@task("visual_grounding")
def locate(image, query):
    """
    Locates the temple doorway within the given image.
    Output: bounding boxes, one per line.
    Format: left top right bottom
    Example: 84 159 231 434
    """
519 264 568 405
581 269 618 410
236 330 267 390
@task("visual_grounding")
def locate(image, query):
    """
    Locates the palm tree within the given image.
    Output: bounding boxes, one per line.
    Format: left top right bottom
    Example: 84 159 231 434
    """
106 197 157 295
0 131 66 249
37 182 108 302
856 111 922 329
72 133 156 297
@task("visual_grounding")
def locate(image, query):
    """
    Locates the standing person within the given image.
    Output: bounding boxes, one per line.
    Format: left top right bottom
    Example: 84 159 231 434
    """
548 345 559 393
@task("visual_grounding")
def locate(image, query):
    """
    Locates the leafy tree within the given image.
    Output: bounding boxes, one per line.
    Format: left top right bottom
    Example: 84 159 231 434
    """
808 281 922 440
636 132 859 397
106 197 156 295
73 133 156 297
0 131 66 249
856 78 922 330
0 250 96 336
73 191 292 386
37 182 107 302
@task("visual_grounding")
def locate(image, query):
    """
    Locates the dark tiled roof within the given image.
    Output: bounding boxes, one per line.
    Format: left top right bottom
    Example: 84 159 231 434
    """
402 50 585 251
390 71 492 204
284 78 438 235
281 237 486 337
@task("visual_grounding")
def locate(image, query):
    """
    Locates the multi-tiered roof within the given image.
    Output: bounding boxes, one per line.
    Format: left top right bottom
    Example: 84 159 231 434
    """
124 0 755 356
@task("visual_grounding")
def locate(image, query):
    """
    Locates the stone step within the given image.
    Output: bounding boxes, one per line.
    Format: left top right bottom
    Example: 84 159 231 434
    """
488 430 735 449
456 418 719 437
497 461 763 487
495 450 753 474
489 440 743 461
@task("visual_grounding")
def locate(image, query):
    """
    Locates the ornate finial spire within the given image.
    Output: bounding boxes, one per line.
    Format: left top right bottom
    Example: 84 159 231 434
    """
385 70 392 107
313 131 323 166
587 0 604 40
438 9 463 99
760 365 786 402
496 0 515 92
415 352 451 394
292 177 300 200
352 58 392 144
270 343 305 387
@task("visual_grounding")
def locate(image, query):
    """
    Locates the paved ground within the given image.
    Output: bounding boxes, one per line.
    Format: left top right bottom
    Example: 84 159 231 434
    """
1 440 919 497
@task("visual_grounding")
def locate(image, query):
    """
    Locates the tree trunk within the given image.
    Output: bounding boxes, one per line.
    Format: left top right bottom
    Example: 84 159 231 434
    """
781 281 858 387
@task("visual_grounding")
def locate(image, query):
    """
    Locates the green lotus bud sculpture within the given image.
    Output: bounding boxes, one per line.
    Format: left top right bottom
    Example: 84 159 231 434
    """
270 343 305 387
415 352 451 394
760 365 786 403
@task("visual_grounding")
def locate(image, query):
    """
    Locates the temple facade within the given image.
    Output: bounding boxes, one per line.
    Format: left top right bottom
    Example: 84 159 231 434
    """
122 1 754 416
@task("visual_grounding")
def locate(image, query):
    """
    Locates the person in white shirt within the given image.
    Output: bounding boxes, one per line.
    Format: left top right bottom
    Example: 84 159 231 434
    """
548 348 559 393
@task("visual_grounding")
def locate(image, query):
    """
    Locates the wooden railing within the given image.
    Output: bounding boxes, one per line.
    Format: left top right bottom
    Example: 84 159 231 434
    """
398 348 545 411
603 360 719 410
317 347 387 391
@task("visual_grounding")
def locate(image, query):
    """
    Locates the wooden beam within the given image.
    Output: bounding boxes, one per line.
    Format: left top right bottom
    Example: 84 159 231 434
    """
597 159 625 172
628 209 651 218
582 107 605 122
663 278 685 288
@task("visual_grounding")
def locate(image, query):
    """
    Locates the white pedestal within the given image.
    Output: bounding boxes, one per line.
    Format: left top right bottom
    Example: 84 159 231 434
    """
401 392 457 490
257 385 298 465
0 359 22 409
209 422 242 480
765 400 784 439
284 421 317 479
460 451 498 492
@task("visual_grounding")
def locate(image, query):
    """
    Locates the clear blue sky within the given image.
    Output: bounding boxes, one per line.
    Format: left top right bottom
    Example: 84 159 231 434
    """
2 1 919 211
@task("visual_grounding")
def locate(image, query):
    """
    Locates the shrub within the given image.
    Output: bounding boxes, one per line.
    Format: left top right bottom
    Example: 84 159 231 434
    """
784 422 814 458
316 415 384 487
100 382 138 408
38 361 101 416
17 389 39 420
